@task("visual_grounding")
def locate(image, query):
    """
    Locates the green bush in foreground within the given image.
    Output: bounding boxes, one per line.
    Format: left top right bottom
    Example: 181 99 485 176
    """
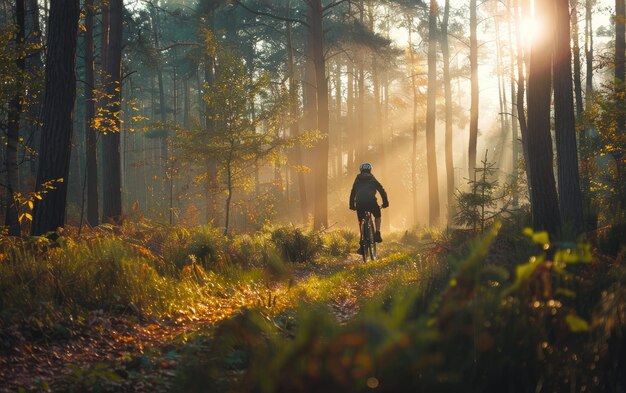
177 224 626 393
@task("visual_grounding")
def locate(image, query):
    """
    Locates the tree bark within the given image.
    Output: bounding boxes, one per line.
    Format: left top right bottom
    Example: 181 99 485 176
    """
309 0 329 229
26 0 42 179
149 2 169 206
579 0 595 230
468 0 479 178
286 6 308 224
5 0 25 235
369 3 385 180
507 0 520 206
526 0 561 235
31 0 79 236
426 0 440 226
408 21 419 226
102 0 123 221
515 0 531 195
441 0 454 220
615 0 626 206
84 0 98 226
347 60 355 170
554 0 584 234
572 2 584 116
335 60 343 180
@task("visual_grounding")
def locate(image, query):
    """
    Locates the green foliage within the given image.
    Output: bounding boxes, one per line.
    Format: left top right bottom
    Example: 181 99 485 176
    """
269 226 322 263
0 234 205 320
64 363 122 392
176 224 626 392
582 83 626 221
454 151 504 232
162 225 225 270
0 25 42 106
174 46 293 233
321 229 358 258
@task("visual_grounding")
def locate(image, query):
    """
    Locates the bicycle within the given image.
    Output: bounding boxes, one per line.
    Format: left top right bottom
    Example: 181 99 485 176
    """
359 211 377 262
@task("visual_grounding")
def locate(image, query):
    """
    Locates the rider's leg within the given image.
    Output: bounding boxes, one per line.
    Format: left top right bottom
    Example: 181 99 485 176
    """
375 217 381 232
356 211 365 254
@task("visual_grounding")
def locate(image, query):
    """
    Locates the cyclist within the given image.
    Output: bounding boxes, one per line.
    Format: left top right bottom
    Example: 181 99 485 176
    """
349 163 389 255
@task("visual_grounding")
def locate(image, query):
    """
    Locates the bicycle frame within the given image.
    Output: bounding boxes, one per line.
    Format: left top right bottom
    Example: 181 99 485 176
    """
359 211 377 262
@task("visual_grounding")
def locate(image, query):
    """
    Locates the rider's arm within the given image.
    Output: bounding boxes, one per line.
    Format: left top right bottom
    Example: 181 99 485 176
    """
376 181 389 207
349 180 357 210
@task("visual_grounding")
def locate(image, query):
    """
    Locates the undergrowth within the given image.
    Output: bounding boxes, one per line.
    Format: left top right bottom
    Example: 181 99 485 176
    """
0 222 361 342
176 223 626 393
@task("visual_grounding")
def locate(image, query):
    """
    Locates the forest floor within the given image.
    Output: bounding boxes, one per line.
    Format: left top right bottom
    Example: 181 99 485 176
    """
0 252 413 392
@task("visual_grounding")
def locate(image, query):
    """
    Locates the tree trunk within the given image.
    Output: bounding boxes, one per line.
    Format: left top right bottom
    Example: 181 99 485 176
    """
572 3 584 116
335 60 343 180
102 0 123 221
309 0 329 230
204 12 219 225
149 3 169 209
495 10 508 146
408 22 419 226
507 0 520 206
356 0 365 166
183 78 190 128
302 34 317 218
442 0 455 220
554 0 584 234
369 3 385 179
84 0 98 226
31 0 79 236
286 10 308 224
347 60 355 170
579 0 595 230
515 0 531 195
526 0 561 235
615 0 626 206
5 0 25 235
26 0 42 179
224 158 233 236
426 0 440 226
469 0 479 178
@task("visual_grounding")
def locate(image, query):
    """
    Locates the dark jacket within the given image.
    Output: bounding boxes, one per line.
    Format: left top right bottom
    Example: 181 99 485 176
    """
349 172 389 209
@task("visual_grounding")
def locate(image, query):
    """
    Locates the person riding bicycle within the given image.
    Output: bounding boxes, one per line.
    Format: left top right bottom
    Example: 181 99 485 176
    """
349 163 389 255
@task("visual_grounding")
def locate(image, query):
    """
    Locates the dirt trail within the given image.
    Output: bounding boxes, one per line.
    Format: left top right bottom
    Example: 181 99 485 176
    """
0 257 369 392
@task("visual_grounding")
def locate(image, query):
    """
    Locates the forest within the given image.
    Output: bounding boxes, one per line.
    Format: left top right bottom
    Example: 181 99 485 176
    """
0 0 625 391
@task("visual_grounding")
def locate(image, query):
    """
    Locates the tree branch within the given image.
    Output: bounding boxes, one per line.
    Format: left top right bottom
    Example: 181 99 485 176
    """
233 0 309 28
322 0 350 12
158 42 202 52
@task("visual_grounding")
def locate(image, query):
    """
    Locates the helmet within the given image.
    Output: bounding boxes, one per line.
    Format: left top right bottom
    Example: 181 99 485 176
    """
359 162 372 172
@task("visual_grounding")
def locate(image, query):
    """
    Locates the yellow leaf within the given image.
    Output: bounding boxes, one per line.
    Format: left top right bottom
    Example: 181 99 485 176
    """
566 313 590 333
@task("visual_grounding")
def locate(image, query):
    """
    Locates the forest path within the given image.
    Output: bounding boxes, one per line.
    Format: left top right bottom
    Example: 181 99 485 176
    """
0 252 407 392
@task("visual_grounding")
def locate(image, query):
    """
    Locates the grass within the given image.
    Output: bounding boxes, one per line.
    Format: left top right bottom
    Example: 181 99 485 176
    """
175 223 626 393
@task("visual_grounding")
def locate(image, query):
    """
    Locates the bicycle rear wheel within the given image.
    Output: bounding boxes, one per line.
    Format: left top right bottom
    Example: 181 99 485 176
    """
361 218 369 262
367 219 377 260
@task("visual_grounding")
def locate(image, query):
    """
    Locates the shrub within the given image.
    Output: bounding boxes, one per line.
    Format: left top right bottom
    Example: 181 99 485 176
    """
162 225 225 270
269 226 322 263
176 224 626 393
0 235 200 321
321 229 358 258
226 233 276 267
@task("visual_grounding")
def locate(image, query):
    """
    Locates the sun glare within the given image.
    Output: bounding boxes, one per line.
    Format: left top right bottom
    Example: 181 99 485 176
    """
521 16 542 45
